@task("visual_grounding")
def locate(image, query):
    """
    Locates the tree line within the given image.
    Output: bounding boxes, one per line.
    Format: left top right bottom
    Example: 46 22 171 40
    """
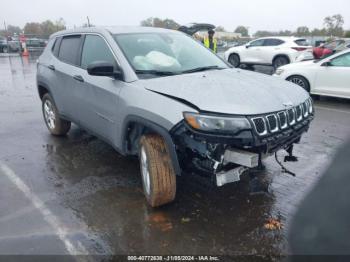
1 14 349 39
0 18 66 38
140 14 350 38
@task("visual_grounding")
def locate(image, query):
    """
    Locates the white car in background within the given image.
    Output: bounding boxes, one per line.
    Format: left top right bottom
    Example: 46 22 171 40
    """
274 49 350 99
224 37 313 69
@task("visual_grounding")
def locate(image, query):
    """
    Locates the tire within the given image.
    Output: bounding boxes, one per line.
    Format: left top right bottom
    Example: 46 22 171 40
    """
287 75 310 93
228 54 240 68
42 93 71 136
2 47 8 53
139 134 176 207
273 56 289 69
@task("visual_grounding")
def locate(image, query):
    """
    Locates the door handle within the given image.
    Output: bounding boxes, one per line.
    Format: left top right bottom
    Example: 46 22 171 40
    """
73 75 84 82
48 64 55 71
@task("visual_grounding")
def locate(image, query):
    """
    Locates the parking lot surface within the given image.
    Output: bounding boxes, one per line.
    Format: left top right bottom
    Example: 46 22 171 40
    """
0 54 350 256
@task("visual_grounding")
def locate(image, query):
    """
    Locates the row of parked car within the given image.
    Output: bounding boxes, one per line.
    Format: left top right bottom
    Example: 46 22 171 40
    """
224 36 350 99
0 37 47 53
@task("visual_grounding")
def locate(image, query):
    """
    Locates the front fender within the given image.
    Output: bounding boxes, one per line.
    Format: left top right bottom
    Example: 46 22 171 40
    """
121 115 182 176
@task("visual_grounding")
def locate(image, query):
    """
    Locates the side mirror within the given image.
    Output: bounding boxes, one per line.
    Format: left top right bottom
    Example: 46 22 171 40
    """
87 61 123 80
321 61 332 67
245 45 250 49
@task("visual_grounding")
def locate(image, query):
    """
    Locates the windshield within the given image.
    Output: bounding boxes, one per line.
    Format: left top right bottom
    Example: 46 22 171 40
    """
113 33 228 77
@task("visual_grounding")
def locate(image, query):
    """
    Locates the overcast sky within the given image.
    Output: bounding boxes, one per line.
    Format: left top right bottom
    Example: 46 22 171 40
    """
2 0 350 33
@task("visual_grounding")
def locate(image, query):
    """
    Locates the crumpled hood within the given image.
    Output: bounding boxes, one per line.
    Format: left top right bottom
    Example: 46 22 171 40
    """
140 68 309 115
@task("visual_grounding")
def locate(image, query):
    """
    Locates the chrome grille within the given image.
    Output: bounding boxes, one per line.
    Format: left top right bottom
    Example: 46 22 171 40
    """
277 111 287 129
267 114 278 132
251 100 311 136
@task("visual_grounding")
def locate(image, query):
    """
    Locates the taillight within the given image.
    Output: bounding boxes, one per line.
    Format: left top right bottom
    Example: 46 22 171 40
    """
292 47 307 51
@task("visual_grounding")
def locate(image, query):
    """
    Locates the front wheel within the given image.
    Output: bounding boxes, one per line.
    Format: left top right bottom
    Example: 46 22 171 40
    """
42 93 71 136
228 54 240 68
287 75 310 92
139 134 176 207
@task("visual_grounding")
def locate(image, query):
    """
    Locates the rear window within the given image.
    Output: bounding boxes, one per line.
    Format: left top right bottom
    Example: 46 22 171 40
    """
294 39 309 46
58 35 81 66
264 39 285 46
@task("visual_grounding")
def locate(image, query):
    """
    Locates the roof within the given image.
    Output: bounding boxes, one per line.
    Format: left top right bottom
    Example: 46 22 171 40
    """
258 36 305 40
51 26 178 38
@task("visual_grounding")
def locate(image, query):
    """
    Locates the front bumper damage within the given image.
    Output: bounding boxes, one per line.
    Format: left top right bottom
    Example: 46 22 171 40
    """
171 104 314 186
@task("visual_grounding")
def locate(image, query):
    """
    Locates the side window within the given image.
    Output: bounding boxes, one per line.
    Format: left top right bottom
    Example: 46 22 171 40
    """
249 39 264 47
264 39 284 46
51 37 61 57
81 35 116 70
58 35 82 66
330 53 350 67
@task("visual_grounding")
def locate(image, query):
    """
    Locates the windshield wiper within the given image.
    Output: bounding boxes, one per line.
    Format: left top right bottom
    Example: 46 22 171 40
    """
135 69 178 76
181 65 225 74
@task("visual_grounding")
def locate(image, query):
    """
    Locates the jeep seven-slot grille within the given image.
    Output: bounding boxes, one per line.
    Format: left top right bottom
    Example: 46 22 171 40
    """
251 99 313 136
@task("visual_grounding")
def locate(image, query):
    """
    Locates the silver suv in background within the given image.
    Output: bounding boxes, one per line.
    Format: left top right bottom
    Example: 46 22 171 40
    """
37 27 314 207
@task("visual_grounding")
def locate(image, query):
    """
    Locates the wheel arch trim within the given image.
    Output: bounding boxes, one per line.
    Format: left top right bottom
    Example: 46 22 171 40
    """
121 115 181 176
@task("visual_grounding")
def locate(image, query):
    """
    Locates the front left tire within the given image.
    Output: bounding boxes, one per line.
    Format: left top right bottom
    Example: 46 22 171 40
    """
139 134 176 207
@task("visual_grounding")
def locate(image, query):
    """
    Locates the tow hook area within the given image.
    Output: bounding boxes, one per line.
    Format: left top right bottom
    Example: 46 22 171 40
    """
216 149 259 187
216 166 248 187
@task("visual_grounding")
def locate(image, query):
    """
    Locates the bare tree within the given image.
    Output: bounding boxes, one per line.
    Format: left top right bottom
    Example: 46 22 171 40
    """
234 26 249 37
324 14 344 36
296 26 310 36
140 17 179 30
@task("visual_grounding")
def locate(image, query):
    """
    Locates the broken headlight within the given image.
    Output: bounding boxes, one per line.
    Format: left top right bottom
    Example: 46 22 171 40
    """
183 112 251 134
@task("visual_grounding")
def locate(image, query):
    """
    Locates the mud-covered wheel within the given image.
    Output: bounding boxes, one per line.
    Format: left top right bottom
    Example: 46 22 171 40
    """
42 93 71 136
139 134 176 207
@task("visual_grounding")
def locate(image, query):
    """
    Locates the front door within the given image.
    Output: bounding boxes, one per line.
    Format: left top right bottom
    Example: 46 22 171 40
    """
314 52 350 98
73 34 122 141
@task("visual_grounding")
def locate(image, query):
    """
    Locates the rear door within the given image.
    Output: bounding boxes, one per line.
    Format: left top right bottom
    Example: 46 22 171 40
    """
314 52 350 98
261 38 285 64
73 34 122 141
54 34 83 121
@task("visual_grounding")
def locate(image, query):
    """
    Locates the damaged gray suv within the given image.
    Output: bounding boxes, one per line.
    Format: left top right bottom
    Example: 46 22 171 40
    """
37 26 314 207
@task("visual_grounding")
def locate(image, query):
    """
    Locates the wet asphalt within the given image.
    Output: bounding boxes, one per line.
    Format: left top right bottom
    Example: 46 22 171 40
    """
0 53 349 257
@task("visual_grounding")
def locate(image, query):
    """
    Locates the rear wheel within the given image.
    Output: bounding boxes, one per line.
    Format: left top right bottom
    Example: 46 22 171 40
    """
139 134 176 207
287 75 310 92
42 93 71 136
273 56 289 69
2 47 8 53
228 54 240 68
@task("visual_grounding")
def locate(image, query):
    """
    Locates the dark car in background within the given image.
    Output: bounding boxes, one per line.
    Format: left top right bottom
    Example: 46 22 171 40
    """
0 37 8 53
26 38 47 52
